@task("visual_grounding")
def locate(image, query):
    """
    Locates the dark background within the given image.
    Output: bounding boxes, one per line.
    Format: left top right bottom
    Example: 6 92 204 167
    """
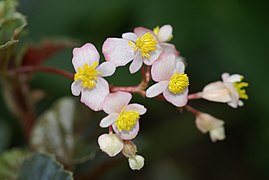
0 0 268 179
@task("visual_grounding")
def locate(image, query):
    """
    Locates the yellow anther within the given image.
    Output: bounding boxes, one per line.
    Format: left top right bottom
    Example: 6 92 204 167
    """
168 72 189 94
116 107 140 132
233 81 249 100
74 62 102 89
128 32 158 59
153 26 160 35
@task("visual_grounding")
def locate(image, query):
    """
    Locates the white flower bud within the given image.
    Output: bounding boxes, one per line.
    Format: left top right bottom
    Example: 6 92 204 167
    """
128 155 145 170
209 126 225 142
98 133 123 157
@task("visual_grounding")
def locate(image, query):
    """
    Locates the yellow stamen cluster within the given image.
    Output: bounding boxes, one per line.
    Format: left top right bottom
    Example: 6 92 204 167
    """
116 107 140 132
233 77 249 99
128 32 157 59
74 62 102 89
153 26 160 35
168 72 189 94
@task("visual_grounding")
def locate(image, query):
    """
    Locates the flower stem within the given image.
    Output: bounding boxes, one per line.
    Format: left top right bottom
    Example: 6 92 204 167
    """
188 92 202 100
184 105 200 116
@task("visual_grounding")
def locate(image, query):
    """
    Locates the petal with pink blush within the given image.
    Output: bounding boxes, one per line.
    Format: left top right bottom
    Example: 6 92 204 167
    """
72 43 100 71
202 81 232 103
144 46 162 66
113 121 140 140
146 81 168 98
97 62 116 77
122 32 137 42
158 25 173 42
174 61 185 74
102 38 134 67
163 88 189 107
99 113 119 128
134 27 152 37
151 53 176 82
129 53 143 74
71 81 82 96
103 92 132 114
125 103 147 115
161 43 179 56
80 77 109 111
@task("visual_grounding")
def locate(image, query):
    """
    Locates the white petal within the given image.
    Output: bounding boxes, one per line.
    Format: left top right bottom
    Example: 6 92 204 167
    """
128 155 145 170
202 81 232 103
103 92 132 114
146 81 168 98
144 45 162 66
195 113 224 133
97 62 116 77
134 26 152 37
226 74 242 83
99 113 119 128
71 81 82 96
129 53 143 74
151 53 176 82
72 43 100 71
102 38 134 66
125 103 147 115
113 121 140 140
122 32 137 42
174 61 185 74
221 73 230 82
98 133 123 157
80 77 109 111
158 25 173 42
209 126 225 142
161 43 179 56
163 88 188 107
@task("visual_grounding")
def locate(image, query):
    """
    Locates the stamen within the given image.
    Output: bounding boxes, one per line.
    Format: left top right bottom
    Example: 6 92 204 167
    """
168 72 189 94
116 107 140 132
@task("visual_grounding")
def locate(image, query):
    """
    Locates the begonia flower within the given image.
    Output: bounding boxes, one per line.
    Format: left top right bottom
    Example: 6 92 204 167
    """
146 53 189 107
201 73 248 108
71 43 116 111
134 24 179 56
98 133 124 157
99 92 147 140
128 154 145 170
102 28 162 74
195 113 225 142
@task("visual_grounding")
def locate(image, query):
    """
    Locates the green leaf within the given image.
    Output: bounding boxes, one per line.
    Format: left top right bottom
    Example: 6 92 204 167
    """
0 149 30 180
18 153 73 180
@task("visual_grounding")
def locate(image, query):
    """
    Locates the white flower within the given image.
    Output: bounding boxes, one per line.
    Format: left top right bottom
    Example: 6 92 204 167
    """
128 154 145 170
98 133 124 157
71 43 116 111
146 53 189 107
201 73 248 108
102 28 162 74
99 92 147 140
195 113 225 142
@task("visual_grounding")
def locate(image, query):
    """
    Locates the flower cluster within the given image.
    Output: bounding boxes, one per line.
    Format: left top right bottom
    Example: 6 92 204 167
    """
70 24 248 170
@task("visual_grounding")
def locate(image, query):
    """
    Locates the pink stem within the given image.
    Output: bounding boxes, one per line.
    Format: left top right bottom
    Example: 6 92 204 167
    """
184 105 200 116
188 92 202 100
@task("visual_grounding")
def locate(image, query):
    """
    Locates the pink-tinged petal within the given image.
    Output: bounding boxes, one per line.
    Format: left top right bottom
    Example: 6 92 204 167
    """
134 26 152 37
97 62 116 77
99 113 119 128
102 38 134 66
202 81 232 103
174 61 185 74
161 43 179 56
221 73 230 82
224 82 240 108
122 32 137 42
113 121 140 140
151 53 176 82
144 45 162 65
71 81 82 96
103 92 132 114
80 77 109 111
72 43 100 71
226 74 242 83
129 53 143 74
163 88 189 107
158 25 173 42
146 81 169 98
125 103 147 115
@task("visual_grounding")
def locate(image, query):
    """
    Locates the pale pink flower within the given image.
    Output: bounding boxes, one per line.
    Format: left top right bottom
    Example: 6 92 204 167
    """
134 24 179 56
146 53 189 107
99 92 147 140
98 133 124 157
201 73 248 108
71 43 116 111
102 29 162 74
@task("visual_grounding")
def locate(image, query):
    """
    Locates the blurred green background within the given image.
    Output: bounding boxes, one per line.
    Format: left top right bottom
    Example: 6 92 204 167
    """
0 0 268 179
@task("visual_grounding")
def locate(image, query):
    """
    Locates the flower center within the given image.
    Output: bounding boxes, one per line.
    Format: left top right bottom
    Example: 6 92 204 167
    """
116 107 140 132
168 72 189 94
128 32 157 59
74 62 101 89
233 77 248 100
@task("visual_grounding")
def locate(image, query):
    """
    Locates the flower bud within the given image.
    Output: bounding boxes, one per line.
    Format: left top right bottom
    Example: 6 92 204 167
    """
122 140 137 158
128 155 145 170
98 133 123 157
